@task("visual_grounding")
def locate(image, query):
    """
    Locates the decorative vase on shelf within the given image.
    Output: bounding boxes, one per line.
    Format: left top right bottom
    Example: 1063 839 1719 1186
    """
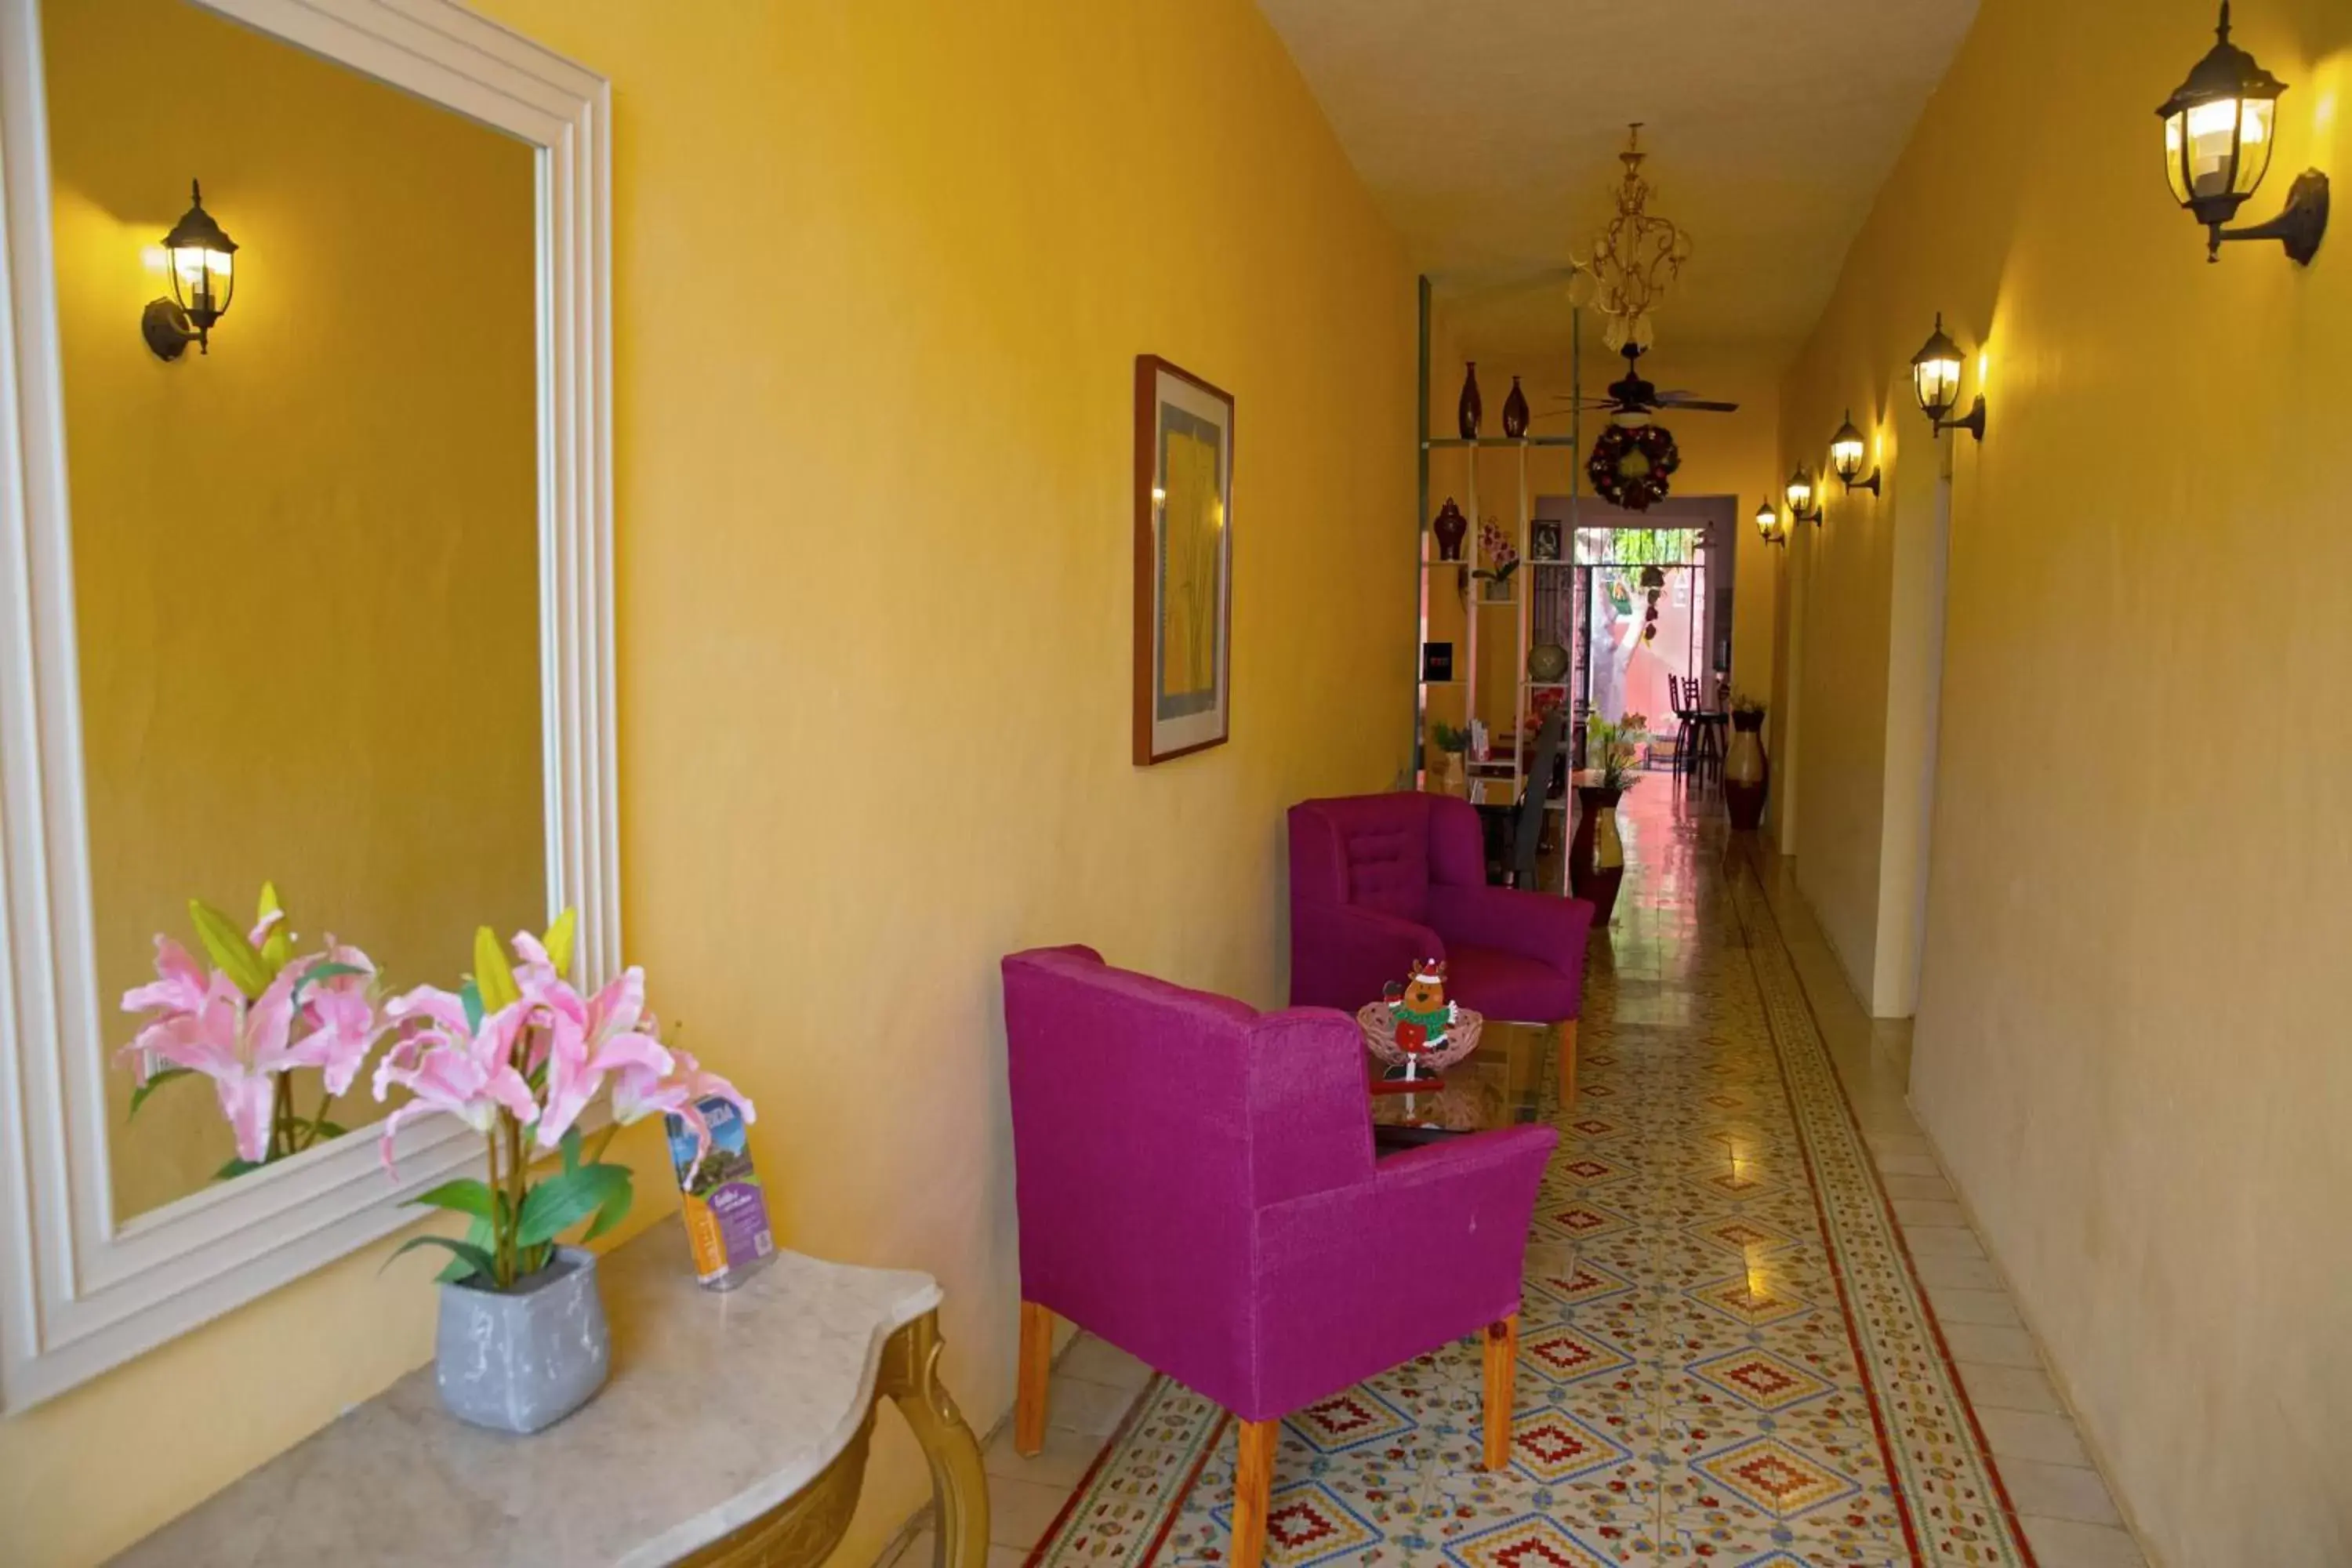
1432 498 1468 561
1457 362 1483 440
435 1246 610 1434
1569 784 1626 924
1724 711 1769 830
1502 376 1530 439
1528 642 1570 683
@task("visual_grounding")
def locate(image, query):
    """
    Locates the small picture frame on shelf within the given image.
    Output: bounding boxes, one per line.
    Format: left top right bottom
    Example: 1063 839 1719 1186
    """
1531 520 1562 561
1422 641 1454 682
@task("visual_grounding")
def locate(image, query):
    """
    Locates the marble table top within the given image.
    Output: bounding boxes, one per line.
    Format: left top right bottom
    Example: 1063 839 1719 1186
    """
112 1216 942 1568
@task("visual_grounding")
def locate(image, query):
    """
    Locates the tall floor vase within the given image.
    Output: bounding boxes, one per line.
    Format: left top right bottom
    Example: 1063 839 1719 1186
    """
1569 784 1625 925
1723 713 1769 830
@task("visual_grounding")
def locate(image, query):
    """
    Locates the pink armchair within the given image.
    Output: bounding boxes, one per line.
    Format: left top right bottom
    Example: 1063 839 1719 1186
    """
1287 793 1594 1095
1001 946 1555 1568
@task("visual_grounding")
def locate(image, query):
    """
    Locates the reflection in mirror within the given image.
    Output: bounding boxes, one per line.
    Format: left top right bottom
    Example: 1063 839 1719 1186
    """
42 0 546 1224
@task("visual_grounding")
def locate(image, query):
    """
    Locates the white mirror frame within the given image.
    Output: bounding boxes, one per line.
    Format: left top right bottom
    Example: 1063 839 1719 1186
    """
0 0 615 1411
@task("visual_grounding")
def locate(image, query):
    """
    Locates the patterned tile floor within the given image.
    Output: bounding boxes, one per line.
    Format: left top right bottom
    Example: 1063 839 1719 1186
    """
882 786 2146 1568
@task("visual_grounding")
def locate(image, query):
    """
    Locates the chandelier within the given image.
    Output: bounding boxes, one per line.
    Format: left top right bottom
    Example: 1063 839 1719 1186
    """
1570 124 1693 352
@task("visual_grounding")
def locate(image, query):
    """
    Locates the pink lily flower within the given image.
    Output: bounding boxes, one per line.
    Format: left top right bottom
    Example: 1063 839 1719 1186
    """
371 988 542 1176
278 942 387 1097
531 964 673 1151
611 1047 756 1175
119 967 303 1163
118 906 390 1168
120 937 211 1032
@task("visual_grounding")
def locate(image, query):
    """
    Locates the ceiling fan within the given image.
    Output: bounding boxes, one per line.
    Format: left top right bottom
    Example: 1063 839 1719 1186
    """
1542 343 1739 422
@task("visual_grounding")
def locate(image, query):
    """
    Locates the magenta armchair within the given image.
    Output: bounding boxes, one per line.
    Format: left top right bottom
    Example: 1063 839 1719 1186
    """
1288 793 1593 1069
1001 945 1555 1568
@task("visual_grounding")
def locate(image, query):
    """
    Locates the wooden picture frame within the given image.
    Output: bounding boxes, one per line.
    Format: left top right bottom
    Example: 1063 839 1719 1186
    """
1132 355 1234 764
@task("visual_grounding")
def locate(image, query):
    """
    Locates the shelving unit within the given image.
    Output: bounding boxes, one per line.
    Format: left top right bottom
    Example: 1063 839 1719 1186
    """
1414 285 1585 895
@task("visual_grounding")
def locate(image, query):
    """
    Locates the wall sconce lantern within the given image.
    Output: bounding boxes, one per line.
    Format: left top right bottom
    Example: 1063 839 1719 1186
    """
1754 500 1787 548
1829 410 1882 496
142 180 238 361
1910 313 1985 442
2158 2 2328 264
1784 465 1823 527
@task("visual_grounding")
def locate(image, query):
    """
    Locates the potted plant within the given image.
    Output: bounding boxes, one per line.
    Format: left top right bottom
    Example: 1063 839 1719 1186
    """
375 911 754 1434
1473 519 1520 601
1724 693 1769 830
1570 713 1644 923
1429 722 1470 796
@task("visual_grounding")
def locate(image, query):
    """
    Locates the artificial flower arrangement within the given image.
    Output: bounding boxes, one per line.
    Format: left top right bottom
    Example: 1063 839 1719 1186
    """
376 910 753 1293
1587 710 1648 792
120 894 757 1431
118 894 752 1291
118 884 387 1176
1473 517 1520 597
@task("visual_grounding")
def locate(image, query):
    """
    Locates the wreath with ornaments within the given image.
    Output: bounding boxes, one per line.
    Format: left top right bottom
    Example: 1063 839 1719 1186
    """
1586 423 1681 511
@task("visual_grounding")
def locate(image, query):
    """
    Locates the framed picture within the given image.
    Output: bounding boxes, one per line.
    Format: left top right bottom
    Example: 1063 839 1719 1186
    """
1133 355 1234 764
1532 519 1563 561
1422 641 1454 682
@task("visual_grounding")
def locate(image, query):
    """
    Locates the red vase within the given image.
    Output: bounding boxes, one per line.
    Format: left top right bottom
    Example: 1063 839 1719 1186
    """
1569 784 1625 925
1432 498 1469 561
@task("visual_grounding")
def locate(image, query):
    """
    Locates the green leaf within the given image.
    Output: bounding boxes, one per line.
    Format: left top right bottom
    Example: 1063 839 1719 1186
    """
542 908 577 978
313 1120 348 1140
385 1234 497 1283
579 1174 635 1244
459 979 485 1034
435 1217 496 1281
188 900 270 999
516 1163 629 1247
128 1065 194 1120
292 960 366 1006
560 1124 583 1174
473 926 521 1011
214 1156 263 1180
411 1178 499 1220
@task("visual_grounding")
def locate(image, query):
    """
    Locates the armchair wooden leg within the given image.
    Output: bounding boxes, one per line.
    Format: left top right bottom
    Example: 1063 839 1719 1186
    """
1558 1018 1578 1116
1483 1315 1519 1472
1015 1301 1054 1457
1231 1417 1278 1568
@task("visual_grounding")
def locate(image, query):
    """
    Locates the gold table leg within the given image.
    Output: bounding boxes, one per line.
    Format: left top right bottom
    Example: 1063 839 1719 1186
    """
880 1309 990 1568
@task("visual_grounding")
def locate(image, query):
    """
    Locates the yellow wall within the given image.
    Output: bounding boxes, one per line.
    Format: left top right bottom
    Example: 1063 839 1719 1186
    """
1772 0 2351 1559
0 2 1415 1564
42 0 545 1217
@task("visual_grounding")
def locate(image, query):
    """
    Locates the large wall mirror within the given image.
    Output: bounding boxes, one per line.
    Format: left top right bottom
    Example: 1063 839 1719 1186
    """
0 0 615 1410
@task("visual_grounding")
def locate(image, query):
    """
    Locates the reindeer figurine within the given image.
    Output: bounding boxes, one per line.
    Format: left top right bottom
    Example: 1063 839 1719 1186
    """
1384 956 1460 1081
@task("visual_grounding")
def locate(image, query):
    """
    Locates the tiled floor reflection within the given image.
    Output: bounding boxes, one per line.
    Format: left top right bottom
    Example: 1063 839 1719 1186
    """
885 784 2145 1568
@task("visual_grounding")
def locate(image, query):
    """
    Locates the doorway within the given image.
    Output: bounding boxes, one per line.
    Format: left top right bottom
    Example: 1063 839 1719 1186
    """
1533 495 1734 771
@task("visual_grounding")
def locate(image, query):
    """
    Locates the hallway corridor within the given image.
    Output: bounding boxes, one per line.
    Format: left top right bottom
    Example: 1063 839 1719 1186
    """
981 786 2143 1568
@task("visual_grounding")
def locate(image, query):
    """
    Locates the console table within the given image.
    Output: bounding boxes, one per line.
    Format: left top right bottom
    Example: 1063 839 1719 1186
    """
111 1216 989 1567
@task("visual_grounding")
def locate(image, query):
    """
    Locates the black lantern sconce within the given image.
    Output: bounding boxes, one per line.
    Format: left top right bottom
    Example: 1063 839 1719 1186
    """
1910 314 1985 442
1829 410 1882 496
142 180 238 361
1783 465 1824 527
2158 2 2327 264
1754 500 1787 548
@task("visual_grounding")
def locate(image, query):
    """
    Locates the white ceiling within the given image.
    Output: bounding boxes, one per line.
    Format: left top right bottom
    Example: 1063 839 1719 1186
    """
1256 0 1980 372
